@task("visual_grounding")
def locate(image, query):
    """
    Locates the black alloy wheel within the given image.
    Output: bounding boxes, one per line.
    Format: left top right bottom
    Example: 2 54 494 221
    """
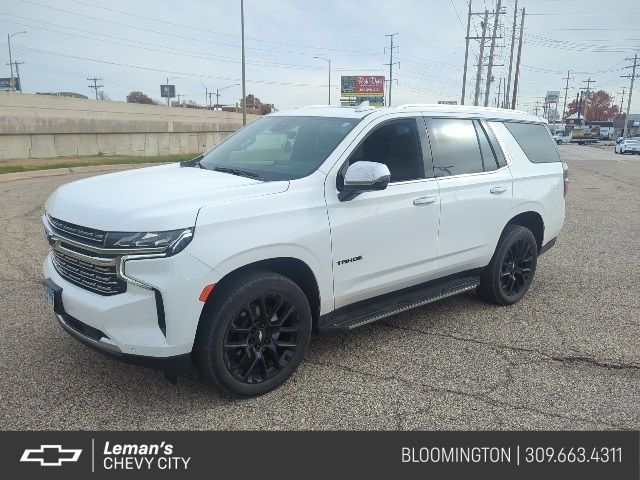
478 224 538 306
499 238 534 298
194 270 312 397
223 293 300 384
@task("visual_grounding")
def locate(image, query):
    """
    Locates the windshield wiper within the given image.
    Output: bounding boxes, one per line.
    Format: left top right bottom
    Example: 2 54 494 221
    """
180 155 205 168
214 166 261 180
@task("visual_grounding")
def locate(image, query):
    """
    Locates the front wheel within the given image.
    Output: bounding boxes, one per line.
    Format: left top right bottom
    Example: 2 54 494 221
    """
194 271 312 397
478 225 538 306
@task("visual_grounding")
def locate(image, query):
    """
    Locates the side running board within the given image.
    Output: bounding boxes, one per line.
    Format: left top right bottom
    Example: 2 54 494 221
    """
318 276 480 334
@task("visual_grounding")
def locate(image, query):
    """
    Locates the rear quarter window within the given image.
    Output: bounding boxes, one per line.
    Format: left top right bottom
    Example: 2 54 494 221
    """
503 122 561 163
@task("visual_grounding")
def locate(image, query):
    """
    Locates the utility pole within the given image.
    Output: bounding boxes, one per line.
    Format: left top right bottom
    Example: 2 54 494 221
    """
505 0 518 109
617 87 626 112
622 54 639 138
495 77 502 107
8 61 24 93
533 100 540 117
7 31 26 92
241 0 247 125
580 77 596 122
201 82 209 108
483 0 502 107
561 70 572 120
207 91 214 108
384 33 399 106
87 77 103 100
474 9 489 106
510 7 525 110
461 1 472 105
576 92 582 122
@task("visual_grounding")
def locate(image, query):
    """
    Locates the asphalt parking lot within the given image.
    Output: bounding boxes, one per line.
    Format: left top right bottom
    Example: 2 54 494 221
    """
1 144 638 430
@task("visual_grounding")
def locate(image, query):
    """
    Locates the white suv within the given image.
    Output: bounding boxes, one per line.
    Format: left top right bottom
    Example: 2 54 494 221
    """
42 104 567 396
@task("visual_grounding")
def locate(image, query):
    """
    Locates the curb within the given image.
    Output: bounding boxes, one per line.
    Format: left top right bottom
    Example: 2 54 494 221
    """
0 162 162 183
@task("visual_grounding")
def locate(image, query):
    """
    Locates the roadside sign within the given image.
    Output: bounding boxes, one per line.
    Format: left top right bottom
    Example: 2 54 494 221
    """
160 84 176 98
545 91 560 103
437 100 458 105
0 77 19 90
341 75 384 97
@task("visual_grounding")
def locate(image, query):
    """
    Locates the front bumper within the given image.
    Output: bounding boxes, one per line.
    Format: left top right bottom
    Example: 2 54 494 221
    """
43 247 220 359
56 309 192 376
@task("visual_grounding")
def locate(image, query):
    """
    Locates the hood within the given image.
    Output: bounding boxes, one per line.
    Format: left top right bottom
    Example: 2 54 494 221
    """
45 163 289 231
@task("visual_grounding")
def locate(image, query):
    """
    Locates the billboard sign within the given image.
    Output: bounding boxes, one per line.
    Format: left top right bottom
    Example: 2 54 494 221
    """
341 75 385 97
545 91 560 103
437 100 458 105
0 77 19 90
160 84 176 98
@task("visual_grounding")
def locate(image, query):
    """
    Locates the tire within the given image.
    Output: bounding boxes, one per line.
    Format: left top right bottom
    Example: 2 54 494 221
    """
478 225 538 306
194 270 312 397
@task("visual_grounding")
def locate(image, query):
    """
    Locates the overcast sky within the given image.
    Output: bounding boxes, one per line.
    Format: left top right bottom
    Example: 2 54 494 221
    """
1 0 639 114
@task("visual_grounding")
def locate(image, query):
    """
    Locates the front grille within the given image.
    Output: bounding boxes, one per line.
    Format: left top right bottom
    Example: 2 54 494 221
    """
48 215 106 247
52 248 126 296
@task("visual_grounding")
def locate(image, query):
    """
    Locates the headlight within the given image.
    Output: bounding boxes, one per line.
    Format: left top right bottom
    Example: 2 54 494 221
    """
104 228 194 256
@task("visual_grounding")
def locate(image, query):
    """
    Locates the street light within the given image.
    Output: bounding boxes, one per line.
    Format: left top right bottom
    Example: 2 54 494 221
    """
166 76 179 106
241 0 246 125
313 56 331 105
7 31 26 92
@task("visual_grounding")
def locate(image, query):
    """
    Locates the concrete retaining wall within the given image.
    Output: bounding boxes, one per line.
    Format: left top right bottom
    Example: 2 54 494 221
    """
0 92 257 159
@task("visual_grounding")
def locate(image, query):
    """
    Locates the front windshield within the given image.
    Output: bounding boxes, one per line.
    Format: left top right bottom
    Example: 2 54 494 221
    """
199 116 359 181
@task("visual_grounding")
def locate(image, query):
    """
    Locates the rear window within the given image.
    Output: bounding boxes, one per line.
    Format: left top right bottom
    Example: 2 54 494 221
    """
503 122 561 163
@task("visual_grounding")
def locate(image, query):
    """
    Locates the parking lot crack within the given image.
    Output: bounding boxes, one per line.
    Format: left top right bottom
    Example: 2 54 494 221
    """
550 355 640 371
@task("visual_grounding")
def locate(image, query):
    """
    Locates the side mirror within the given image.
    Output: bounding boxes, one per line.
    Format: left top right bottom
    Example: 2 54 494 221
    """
339 161 391 201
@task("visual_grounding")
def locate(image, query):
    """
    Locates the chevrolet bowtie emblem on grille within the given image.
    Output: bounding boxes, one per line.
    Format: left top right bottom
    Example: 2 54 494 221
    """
20 445 82 467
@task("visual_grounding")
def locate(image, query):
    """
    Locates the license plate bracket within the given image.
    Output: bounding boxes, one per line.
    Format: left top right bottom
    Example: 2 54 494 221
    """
42 278 64 315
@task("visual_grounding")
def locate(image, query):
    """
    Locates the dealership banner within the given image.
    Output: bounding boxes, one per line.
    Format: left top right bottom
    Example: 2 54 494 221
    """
0 431 637 479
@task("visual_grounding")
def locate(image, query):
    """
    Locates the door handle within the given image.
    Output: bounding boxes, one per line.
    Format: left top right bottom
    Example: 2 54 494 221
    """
413 196 437 206
490 186 507 194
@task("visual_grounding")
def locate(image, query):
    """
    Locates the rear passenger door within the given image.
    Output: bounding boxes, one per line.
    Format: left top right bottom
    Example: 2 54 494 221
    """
424 117 513 275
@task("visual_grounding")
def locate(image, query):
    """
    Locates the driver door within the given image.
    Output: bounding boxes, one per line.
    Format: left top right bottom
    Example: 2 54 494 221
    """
325 116 441 309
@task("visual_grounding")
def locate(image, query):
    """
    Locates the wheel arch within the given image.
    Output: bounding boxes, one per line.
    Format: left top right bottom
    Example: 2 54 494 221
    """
198 256 322 332
504 211 544 253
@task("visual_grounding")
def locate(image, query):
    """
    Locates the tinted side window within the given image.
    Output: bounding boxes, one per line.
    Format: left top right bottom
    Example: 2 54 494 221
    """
430 119 483 177
348 119 424 182
474 121 498 172
479 121 507 167
503 122 562 163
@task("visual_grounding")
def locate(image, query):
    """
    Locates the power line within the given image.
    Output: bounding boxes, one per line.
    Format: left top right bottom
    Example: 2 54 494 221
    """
1 43 337 89
0 16 381 74
19 0 383 57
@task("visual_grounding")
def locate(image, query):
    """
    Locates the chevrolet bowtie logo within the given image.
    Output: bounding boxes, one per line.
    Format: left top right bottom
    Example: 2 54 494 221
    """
20 445 82 467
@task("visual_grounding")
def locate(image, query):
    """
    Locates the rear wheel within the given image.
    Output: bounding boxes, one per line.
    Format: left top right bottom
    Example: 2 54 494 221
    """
478 225 538 306
194 271 312 397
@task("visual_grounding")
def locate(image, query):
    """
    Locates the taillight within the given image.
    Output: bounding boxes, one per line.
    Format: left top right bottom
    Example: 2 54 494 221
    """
562 161 569 197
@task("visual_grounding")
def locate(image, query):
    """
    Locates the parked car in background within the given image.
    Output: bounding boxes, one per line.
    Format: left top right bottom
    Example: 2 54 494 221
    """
553 132 571 144
615 138 640 154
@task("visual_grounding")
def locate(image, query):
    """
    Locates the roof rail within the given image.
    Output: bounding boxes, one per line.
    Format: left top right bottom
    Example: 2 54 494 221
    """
396 103 440 109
